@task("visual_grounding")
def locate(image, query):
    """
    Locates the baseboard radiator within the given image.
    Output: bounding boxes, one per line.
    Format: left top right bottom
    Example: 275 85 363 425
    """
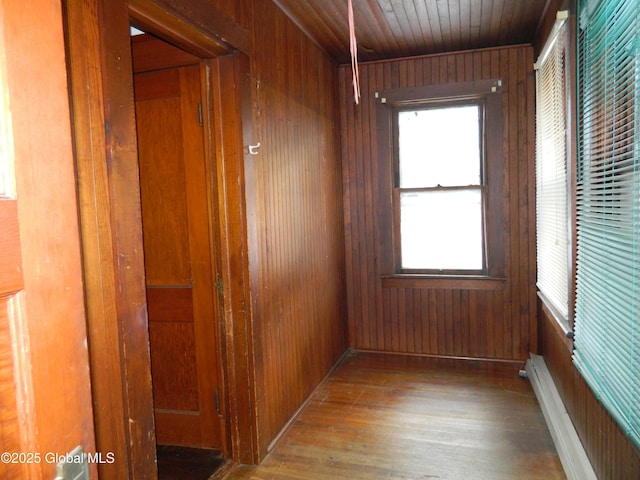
525 354 597 480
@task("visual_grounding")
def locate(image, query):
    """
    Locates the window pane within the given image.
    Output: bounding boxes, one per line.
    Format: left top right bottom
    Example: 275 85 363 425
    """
400 189 484 270
398 105 481 188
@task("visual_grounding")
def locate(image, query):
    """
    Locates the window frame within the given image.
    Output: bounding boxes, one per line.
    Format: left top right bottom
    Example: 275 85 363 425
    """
376 80 505 287
534 12 574 334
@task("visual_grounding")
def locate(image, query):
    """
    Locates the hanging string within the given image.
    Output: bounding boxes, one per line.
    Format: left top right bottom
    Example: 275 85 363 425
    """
348 0 361 104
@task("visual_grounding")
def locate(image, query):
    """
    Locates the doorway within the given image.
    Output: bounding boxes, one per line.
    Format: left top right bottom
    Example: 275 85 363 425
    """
64 0 259 474
132 32 226 478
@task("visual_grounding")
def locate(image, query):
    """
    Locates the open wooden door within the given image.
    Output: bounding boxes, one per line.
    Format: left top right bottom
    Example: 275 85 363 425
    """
0 146 26 480
1 1 97 477
133 40 223 449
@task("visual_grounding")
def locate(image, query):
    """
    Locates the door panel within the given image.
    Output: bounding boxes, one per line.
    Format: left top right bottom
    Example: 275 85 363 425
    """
0 201 22 294
1 26 27 476
135 63 221 449
0 201 24 480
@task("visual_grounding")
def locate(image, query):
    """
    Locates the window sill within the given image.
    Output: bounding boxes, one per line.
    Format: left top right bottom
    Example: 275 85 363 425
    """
380 274 506 290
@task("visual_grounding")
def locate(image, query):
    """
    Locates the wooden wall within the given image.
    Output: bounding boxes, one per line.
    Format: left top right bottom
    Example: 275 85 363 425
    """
539 303 640 479
154 0 349 459
246 0 348 458
67 0 346 466
207 0 251 29
339 45 537 361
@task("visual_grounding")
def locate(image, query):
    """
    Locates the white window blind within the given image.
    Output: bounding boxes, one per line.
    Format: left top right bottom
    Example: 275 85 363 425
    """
575 0 640 449
535 14 570 322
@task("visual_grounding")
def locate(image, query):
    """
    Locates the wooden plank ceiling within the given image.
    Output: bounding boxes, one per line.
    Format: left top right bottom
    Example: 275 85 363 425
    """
273 0 549 63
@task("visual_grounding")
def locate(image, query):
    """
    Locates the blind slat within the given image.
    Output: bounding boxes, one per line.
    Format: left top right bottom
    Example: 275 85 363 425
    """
575 0 640 451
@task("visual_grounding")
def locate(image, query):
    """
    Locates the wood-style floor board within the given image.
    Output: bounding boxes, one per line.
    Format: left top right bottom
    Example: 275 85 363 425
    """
226 351 565 479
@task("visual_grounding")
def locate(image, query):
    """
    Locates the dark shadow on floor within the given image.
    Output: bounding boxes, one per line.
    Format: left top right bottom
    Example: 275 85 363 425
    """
157 445 224 480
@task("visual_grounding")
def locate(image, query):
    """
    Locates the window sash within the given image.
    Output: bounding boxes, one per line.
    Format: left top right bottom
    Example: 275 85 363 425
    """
393 100 487 274
396 104 482 188
395 186 486 273
535 15 570 321
574 0 640 450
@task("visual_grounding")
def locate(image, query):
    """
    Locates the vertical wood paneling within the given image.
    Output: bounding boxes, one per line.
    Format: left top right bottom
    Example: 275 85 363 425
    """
539 303 640 479
340 45 536 361
249 0 347 458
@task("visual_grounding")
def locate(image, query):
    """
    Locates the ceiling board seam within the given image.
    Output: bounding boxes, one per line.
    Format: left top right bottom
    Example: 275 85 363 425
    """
336 42 534 68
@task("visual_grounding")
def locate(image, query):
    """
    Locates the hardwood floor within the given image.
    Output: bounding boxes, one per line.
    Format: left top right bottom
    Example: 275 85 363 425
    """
226 351 566 479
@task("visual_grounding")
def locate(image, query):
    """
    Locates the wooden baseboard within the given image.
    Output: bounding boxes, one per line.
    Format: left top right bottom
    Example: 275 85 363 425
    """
353 348 525 366
209 459 237 479
526 354 597 480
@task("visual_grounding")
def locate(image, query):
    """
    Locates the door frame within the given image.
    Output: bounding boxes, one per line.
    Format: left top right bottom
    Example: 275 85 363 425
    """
64 0 258 476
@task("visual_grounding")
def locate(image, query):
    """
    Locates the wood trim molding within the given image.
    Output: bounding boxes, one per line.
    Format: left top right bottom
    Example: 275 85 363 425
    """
209 52 260 465
131 34 200 73
353 348 524 366
128 0 249 56
64 0 157 477
381 275 506 291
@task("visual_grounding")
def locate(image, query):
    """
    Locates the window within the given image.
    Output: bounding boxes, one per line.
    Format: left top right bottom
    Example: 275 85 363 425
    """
535 13 571 324
377 80 505 282
394 102 485 273
574 0 640 449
